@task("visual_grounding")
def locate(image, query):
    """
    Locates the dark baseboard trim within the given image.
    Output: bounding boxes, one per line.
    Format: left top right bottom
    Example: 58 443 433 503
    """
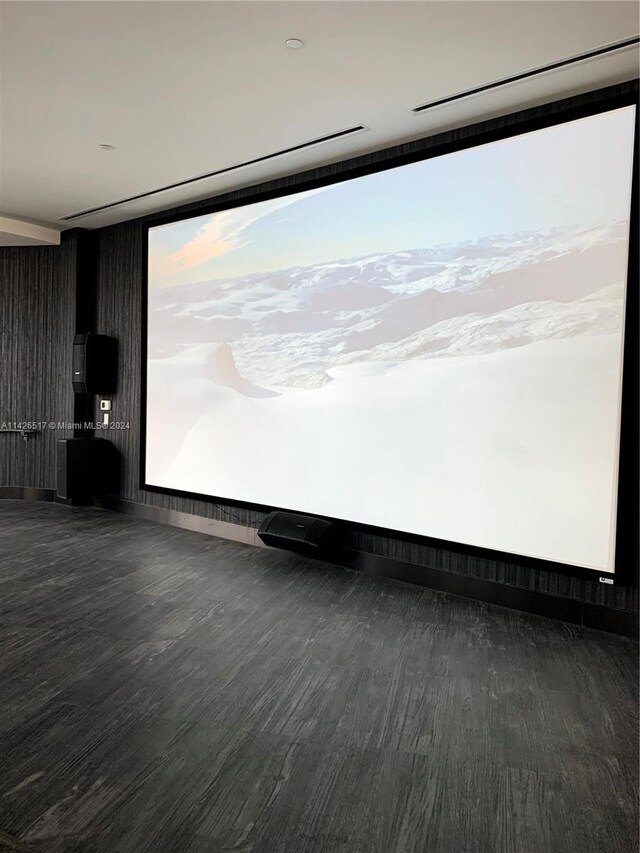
341 550 638 639
582 602 639 637
0 486 55 502
93 496 266 549
96 497 638 639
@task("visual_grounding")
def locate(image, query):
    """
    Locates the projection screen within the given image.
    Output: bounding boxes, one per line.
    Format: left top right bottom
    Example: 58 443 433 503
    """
145 103 636 574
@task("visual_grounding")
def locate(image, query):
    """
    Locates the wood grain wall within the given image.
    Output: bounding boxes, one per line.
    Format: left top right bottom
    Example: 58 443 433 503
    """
91 80 639 615
0 232 77 488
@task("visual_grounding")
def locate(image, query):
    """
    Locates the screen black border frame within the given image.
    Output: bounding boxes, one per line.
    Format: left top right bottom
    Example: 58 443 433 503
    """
140 83 639 584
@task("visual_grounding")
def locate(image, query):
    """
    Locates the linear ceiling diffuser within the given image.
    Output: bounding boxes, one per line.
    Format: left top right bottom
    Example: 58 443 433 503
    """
62 125 367 221
412 36 640 114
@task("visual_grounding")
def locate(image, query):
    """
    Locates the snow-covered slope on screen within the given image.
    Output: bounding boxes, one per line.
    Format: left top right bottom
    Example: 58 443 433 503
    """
162 335 622 571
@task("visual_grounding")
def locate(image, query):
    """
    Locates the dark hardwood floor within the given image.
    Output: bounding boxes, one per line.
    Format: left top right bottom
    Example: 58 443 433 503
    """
0 500 637 853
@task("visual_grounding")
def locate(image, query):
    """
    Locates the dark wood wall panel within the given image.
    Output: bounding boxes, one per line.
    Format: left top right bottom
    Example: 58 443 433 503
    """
0 233 76 488
92 80 639 616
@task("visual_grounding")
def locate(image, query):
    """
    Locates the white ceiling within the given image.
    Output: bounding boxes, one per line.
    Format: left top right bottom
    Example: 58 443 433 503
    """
0 1 638 236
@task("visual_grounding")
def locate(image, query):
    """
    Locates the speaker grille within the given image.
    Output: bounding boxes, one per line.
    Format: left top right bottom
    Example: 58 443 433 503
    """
258 511 333 551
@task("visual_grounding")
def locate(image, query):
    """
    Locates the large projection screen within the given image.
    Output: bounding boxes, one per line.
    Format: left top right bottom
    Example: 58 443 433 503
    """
145 103 636 574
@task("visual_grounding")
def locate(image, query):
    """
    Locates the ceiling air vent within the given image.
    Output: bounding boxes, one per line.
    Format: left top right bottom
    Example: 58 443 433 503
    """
412 36 639 114
61 124 367 221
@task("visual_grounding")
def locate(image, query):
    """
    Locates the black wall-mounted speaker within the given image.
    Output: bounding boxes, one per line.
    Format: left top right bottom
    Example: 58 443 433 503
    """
72 333 117 394
258 511 334 552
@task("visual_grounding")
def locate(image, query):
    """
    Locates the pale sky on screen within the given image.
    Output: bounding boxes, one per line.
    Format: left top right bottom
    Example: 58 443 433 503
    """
148 105 636 290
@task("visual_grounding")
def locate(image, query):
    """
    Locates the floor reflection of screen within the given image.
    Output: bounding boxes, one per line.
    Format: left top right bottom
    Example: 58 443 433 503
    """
145 104 636 573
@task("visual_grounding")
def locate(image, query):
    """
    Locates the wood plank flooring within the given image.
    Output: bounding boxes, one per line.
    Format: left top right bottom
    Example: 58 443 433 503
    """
0 500 637 853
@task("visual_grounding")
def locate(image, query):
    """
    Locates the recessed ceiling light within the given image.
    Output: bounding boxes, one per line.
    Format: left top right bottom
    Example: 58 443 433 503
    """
98 144 116 151
285 38 304 50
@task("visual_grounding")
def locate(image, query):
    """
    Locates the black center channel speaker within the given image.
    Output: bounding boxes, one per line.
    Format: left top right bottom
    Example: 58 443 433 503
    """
258 511 334 554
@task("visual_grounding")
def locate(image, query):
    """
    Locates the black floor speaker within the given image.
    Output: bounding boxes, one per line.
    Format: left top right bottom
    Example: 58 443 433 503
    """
258 511 334 553
56 438 118 505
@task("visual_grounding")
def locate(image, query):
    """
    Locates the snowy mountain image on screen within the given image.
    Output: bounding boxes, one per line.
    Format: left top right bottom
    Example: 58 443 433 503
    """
144 105 636 573
148 220 628 391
